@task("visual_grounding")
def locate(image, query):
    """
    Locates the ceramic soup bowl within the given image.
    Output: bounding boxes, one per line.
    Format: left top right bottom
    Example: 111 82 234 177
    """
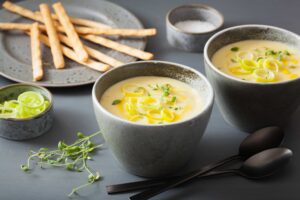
92 61 214 177
204 24 300 132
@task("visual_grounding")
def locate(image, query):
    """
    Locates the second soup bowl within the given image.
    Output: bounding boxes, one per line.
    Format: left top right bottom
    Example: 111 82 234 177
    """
92 61 213 177
204 24 300 132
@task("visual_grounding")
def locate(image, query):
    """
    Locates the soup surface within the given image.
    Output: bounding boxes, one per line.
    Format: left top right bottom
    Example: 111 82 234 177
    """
212 40 300 82
100 76 203 124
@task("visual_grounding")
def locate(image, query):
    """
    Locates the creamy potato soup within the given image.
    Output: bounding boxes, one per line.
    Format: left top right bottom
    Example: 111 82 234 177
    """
212 40 300 82
100 76 203 125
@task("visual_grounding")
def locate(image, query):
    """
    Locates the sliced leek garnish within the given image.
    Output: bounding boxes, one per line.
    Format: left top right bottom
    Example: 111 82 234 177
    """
240 59 258 72
263 59 279 72
236 51 255 60
121 85 147 97
0 91 49 119
229 66 252 75
222 47 300 82
253 68 276 82
113 83 187 124
146 109 162 120
161 108 175 122
289 74 298 79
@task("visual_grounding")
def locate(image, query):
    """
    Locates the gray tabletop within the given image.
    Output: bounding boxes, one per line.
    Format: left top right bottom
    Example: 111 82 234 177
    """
0 0 299 200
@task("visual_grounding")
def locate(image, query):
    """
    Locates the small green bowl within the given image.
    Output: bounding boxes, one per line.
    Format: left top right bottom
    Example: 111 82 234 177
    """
0 84 54 140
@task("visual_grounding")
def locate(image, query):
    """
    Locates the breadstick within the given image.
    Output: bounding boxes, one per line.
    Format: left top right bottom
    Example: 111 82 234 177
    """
39 24 156 37
3 1 155 37
35 11 111 29
0 22 153 61
25 31 109 72
40 34 108 72
82 34 154 60
52 2 88 62
3 1 42 22
57 33 123 67
0 21 122 67
2 1 59 26
30 23 43 81
0 22 31 30
40 4 64 69
67 27 157 37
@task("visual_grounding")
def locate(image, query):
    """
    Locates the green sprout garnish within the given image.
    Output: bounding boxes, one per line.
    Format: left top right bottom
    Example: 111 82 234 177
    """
20 131 103 197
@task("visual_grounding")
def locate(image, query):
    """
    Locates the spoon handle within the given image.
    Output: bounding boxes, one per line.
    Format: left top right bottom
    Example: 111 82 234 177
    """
129 155 242 200
106 154 241 195
200 169 238 177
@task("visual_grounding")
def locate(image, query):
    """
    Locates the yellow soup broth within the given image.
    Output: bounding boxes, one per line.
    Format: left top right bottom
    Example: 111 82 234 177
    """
100 76 203 125
211 40 300 82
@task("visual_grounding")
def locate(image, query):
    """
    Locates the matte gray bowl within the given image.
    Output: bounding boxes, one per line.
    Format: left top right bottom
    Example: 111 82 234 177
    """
204 24 300 132
92 61 214 177
0 84 54 140
166 4 224 52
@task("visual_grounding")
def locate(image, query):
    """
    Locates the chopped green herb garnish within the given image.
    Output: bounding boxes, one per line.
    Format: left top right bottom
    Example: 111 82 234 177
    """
284 50 291 56
230 47 239 52
134 87 144 93
112 99 121 105
231 58 237 63
171 96 177 103
265 49 276 56
161 84 171 97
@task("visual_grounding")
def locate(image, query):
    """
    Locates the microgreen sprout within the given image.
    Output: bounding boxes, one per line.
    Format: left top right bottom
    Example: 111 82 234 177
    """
20 131 103 197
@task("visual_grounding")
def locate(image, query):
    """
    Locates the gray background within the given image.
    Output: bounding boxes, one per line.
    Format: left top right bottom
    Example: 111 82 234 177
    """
0 0 299 200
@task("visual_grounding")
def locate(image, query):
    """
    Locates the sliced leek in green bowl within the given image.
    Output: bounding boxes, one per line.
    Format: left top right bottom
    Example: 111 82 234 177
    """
0 84 53 140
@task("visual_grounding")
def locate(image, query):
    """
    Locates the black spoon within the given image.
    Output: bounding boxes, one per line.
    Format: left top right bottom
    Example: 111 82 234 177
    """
130 147 293 200
106 126 284 194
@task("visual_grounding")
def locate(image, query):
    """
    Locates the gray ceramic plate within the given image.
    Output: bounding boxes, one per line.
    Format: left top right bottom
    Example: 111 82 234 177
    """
0 0 146 87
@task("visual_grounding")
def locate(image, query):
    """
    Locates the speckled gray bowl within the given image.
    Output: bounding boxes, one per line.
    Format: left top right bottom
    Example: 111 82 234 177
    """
166 4 224 52
92 61 214 177
204 24 300 132
0 84 54 140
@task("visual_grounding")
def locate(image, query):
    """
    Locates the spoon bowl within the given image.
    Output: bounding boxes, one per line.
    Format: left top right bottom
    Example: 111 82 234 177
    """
241 147 293 178
239 126 284 157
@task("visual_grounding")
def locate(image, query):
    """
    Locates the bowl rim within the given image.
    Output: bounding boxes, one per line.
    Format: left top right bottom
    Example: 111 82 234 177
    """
0 83 53 122
92 60 214 127
166 3 224 35
204 24 300 85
